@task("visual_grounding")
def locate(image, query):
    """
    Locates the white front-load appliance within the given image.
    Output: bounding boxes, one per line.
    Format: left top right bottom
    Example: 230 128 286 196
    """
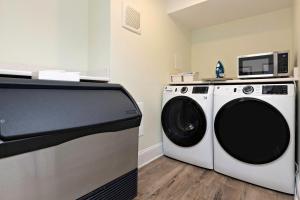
161 85 214 169
213 84 295 194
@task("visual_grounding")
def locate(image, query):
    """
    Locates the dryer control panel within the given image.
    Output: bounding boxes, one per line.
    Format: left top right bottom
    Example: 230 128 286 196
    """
262 85 288 95
214 84 294 96
192 87 209 94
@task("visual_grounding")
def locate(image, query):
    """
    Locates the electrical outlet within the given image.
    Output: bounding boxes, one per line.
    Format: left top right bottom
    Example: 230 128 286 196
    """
137 102 144 137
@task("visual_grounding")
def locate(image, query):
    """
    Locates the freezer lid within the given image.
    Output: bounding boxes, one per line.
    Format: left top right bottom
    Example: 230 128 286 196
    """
0 78 141 158
0 78 141 141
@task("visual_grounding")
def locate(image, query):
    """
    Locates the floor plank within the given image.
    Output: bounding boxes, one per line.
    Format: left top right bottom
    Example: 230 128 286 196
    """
136 156 293 200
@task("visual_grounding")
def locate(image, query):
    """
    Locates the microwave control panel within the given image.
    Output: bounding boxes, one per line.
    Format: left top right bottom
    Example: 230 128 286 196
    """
277 52 289 74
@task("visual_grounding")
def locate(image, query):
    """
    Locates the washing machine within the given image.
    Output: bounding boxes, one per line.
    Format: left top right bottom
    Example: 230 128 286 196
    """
161 85 214 169
213 83 295 194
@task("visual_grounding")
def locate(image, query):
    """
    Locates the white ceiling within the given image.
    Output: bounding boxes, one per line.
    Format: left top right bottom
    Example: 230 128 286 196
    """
166 0 209 13
167 0 293 30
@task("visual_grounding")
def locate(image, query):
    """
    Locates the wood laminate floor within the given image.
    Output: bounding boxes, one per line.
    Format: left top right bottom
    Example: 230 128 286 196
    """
135 156 293 200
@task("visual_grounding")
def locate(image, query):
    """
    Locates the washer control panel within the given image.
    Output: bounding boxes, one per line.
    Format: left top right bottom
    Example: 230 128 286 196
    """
164 86 210 95
242 86 254 94
192 87 209 94
181 87 188 94
262 85 288 95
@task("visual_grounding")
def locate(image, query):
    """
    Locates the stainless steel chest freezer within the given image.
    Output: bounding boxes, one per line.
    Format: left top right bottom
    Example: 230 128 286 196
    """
0 78 142 200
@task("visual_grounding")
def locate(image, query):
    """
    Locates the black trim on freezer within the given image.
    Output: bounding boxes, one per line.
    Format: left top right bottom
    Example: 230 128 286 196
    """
0 78 142 158
78 169 138 200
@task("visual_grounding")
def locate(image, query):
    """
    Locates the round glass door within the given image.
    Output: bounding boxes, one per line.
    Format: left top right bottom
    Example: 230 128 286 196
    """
214 98 290 164
161 96 207 147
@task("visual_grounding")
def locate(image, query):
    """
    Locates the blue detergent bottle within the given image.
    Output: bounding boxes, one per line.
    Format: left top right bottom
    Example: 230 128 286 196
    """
216 61 224 78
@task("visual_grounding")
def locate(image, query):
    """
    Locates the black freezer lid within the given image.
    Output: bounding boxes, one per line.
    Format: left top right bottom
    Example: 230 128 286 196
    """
0 78 141 158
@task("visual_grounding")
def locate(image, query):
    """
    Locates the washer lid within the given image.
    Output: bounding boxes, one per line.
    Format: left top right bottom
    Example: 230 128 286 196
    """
214 97 290 164
161 96 207 147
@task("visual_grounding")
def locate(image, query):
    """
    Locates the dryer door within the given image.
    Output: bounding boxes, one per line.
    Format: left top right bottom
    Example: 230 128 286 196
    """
161 96 207 147
214 98 290 164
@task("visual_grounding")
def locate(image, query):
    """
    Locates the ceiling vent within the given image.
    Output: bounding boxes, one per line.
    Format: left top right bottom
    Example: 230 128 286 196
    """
122 2 141 35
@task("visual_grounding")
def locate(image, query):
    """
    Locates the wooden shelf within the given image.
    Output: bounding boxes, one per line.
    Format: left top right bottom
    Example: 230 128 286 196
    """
169 77 298 85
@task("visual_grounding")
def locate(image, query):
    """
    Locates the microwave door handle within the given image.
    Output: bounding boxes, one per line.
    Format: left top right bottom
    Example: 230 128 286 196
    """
274 52 278 76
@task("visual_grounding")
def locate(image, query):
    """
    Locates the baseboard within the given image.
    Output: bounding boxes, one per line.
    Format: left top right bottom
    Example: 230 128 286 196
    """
138 143 163 168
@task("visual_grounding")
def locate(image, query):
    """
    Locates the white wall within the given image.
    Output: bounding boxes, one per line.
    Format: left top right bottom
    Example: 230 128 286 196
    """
191 8 293 79
110 0 191 150
0 0 89 72
88 0 110 77
0 0 111 78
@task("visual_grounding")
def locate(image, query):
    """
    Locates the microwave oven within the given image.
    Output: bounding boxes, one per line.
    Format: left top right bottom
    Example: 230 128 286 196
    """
238 51 289 79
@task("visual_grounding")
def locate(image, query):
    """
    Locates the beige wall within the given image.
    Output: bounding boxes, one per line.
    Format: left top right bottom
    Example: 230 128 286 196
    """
295 0 300 68
110 0 191 150
294 0 300 166
191 8 293 79
293 2 300 194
